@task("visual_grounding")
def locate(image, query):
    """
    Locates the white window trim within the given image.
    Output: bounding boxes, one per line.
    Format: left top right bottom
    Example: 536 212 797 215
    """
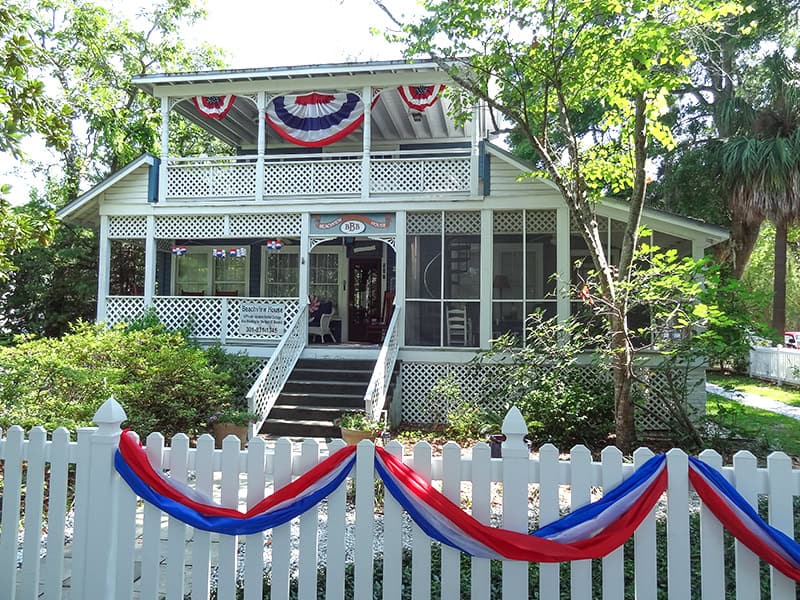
170 245 250 297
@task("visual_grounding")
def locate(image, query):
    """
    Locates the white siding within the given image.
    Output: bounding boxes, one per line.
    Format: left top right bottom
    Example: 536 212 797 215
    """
102 166 150 206
489 155 561 202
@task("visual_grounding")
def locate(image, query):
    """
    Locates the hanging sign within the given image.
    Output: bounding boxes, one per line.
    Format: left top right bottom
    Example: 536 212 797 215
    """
239 303 285 337
191 95 236 119
311 213 395 235
398 85 445 111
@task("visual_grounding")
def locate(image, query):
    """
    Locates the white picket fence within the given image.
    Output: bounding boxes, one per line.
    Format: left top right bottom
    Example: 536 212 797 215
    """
2 399 800 599
750 346 800 385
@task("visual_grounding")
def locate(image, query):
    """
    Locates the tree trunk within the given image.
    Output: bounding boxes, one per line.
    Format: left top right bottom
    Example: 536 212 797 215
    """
729 218 763 280
772 219 788 335
611 313 635 453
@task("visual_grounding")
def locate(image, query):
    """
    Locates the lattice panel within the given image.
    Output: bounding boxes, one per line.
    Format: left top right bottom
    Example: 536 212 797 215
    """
108 216 147 239
571 214 609 233
264 162 313 196
526 210 557 233
312 160 361 195
229 213 302 237
445 211 480 234
423 158 471 192
635 368 678 431
264 159 362 196
105 296 146 325
209 163 257 197
166 161 256 199
407 212 442 235
152 296 223 337
226 298 301 341
370 160 422 193
155 215 225 239
494 211 523 233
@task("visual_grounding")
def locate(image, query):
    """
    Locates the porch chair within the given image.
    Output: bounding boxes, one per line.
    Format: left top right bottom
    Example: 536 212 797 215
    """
366 291 396 343
215 290 239 297
446 304 471 346
181 290 205 296
309 307 337 343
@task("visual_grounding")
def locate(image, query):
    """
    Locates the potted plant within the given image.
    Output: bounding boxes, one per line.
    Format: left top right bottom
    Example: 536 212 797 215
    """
338 411 383 445
208 405 259 449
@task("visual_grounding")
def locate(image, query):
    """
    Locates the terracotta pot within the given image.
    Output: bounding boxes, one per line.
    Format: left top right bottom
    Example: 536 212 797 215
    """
212 422 248 449
340 427 376 446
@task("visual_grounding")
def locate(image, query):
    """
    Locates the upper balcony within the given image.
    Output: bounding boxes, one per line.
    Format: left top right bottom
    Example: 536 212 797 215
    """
133 60 483 203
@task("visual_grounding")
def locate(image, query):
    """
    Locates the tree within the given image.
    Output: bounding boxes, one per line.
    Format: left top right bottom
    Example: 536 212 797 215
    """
721 52 800 334
377 0 740 451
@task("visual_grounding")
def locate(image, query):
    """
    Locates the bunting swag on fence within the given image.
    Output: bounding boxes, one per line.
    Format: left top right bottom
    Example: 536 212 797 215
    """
113 431 800 578
265 92 379 147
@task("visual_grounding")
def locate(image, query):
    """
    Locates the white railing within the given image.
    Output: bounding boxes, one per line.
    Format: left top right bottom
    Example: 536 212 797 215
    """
105 295 301 343
750 346 800 384
246 305 308 435
164 149 471 200
4 400 800 599
364 305 402 421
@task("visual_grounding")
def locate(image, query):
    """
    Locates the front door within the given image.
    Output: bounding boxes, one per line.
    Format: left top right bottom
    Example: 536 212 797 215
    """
348 258 382 343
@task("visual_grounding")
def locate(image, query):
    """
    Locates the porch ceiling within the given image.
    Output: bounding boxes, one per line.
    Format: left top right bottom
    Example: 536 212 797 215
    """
172 87 466 150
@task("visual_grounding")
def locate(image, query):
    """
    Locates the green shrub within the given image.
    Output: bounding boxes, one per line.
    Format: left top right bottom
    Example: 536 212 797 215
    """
0 321 252 438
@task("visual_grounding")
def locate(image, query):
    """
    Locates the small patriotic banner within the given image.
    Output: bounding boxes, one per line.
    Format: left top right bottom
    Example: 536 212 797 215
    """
212 248 226 258
265 239 283 250
191 95 236 119
171 246 187 256
229 247 247 258
266 91 380 147
398 85 445 111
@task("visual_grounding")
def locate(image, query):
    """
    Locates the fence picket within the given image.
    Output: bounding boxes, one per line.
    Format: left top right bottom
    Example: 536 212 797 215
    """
411 442 432 600
354 440 376 600
244 437 267 600
698 449 725 600
165 434 190 600
0 426 24 599
633 447 657 600
538 443 561 598
470 442 491 600
569 445 592 600
325 439 348 600
298 439 321 600
441 441 462 599
191 434 216 600
217 436 243 600
600 446 624 600
380 440 403 600
767 452 794 599
69 427 94 600
18 427 46 600
140 433 166 600
44 428 71 600
270 438 293 600
666 449 690 599
732 451 760 600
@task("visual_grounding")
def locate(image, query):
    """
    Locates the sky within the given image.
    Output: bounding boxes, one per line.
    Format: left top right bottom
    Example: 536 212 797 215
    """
0 0 414 202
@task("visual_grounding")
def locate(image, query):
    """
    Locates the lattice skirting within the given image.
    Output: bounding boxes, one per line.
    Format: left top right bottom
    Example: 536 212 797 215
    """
397 361 706 430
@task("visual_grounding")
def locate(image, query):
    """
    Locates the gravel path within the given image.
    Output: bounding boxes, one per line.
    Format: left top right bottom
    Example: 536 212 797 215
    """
706 382 800 420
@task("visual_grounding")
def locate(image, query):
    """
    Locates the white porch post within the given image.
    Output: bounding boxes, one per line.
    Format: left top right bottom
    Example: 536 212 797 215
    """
361 85 372 199
395 211 407 348
158 97 169 203
556 205 571 323
692 239 705 262
256 91 266 202
470 104 480 196
299 213 311 304
480 209 493 349
143 215 156 306
97 215 111 322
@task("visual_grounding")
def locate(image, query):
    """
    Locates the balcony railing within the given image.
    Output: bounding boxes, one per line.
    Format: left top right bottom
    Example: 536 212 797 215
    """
164 148 471 201
105 295 301 342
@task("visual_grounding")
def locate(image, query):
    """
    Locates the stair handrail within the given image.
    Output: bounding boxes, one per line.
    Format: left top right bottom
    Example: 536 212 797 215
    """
246 305 308 437
364 304 402 422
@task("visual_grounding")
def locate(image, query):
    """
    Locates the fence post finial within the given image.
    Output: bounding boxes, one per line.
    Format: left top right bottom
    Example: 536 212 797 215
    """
92 396 127 434
501 405 528 447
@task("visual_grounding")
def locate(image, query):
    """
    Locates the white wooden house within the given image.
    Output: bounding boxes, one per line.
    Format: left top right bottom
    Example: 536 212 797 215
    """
57 59 727 434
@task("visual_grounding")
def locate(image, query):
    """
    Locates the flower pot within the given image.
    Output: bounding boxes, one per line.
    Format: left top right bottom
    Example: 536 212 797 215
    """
213 422 248 449
340 427 376 446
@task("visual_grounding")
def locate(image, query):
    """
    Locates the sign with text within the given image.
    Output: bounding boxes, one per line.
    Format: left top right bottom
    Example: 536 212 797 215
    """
311 213 395 235
239 303 285 337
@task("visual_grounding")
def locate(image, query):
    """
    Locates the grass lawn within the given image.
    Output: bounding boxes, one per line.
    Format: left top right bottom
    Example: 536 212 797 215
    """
707 372 800 407
706 393 800 457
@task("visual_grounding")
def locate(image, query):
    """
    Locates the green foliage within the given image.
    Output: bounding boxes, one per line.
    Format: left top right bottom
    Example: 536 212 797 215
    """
0 322 253 438
475 312 614 450
339 411 382 434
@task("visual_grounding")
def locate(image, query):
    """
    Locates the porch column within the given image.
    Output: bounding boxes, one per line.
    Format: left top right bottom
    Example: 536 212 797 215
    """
143 215 156 306
97 215 111 322
470 104 480 196
158 96 169 203
255 91 266 202
691 239 705 262
395 211 407 348
361 85 372 199
479 209 493 349
299 213 310 304
556 205 571 324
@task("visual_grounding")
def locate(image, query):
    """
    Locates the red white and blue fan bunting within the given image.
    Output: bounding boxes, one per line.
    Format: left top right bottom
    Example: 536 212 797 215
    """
191 95 236 119
398 85 445 111
266 92 379 147
171 246 187 256
265 239 283 250
212 248 226 258
229 247 247 258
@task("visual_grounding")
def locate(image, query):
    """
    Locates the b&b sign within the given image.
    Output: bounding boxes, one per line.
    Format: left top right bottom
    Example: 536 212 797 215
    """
239 302 285 336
